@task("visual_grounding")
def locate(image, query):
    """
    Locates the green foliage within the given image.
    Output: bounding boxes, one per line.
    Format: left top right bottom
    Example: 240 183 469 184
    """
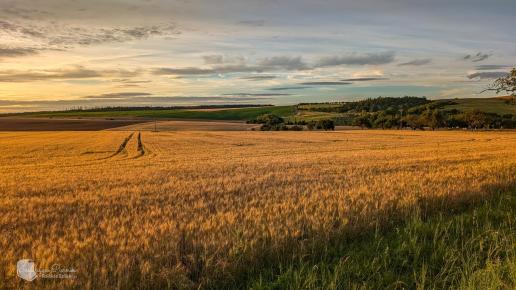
249 114 285 125
305 119 335 131
253 114 335 131
299 96 431 113
222 190 516 289
253 114 304 131
317 119 335 130
348 104 515 130
296 97 516 129
289 125 304 131
353 114 373 128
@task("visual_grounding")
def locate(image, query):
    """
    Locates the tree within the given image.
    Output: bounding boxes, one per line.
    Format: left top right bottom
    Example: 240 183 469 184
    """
464 110 487 129
482 68 516 98
317 119 335 130
423 109 445 130
255 114 284 125
404 114 424 130
353 114 372 129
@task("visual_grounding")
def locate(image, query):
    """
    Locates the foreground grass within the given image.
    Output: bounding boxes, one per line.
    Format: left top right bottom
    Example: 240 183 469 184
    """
14 106 295 120
239 190 515 290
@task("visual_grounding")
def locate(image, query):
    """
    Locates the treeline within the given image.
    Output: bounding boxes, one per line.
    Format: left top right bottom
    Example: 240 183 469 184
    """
248 114 335 131
300 96 516 129
353 108 516 129
299 96 431 113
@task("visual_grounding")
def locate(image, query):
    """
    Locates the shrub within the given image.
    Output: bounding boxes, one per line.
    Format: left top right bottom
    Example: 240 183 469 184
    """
316 119 335 130
289 125 303 131
255 114 284 125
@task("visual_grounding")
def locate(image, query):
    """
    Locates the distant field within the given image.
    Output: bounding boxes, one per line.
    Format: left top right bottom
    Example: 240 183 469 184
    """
439 97 516 115
0 130 514 289
292 110 342 120
16 105 295 121
0 117 148 131
112 120 260 131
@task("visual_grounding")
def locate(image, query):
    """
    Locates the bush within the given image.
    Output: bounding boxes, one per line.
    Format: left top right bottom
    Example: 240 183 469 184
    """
255 114 284 125
316 119 335 130
260 123 287 131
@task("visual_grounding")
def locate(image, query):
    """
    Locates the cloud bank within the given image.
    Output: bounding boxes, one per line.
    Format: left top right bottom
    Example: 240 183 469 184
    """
467 71 508 79
316 52 395 67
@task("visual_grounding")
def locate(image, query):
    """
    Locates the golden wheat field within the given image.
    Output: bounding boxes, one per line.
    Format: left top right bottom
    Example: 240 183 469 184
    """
0 130 515 289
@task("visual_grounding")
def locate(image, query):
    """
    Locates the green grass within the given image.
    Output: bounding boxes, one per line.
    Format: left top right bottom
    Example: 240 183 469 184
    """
297 104 343 111
18 106 295 121
210 189 515 289
440 98 516 115
289 111 344 121
286 112 357 126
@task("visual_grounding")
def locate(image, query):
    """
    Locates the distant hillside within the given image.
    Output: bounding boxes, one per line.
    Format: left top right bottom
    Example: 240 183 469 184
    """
438 97 516 115
8 105 295 121
293 97 516 129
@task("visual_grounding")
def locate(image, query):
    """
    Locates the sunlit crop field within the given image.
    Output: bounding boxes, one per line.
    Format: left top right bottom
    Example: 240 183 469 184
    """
0 130 515 289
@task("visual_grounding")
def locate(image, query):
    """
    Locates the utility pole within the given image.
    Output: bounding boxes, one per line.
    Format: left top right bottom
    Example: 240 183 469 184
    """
399 109 403 130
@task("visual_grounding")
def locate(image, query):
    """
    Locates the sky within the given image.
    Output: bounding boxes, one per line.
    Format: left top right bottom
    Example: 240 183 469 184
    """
0 0 515 112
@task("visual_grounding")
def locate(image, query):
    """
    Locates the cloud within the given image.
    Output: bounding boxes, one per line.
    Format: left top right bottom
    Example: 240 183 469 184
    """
340 77 388 81
474 65 512 70
202 55 246 65
467 71 508 79
152 67 217 75
1 7 51 20
0 66 140 82
155 54 397 77
268 86 311 91
203 55 224 64
398 58 432 66
82 92 153 99
464 52 491 62
258 56 308 70
223 93 292 97
472 53 490 62
316 52 395 67
240 75 277 81
0 20 179 50
153 56 308 75
111 79 152 88
49 24 179 47
0 46 39 58
112 79 152 84
237 20 265 27
300 81 352 85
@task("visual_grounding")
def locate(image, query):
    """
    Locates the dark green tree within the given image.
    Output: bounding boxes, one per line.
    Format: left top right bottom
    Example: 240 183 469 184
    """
353 115 372 129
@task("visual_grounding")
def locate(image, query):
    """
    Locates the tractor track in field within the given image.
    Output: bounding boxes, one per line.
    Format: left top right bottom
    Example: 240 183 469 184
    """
100 132 134 159
134 132 147 158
